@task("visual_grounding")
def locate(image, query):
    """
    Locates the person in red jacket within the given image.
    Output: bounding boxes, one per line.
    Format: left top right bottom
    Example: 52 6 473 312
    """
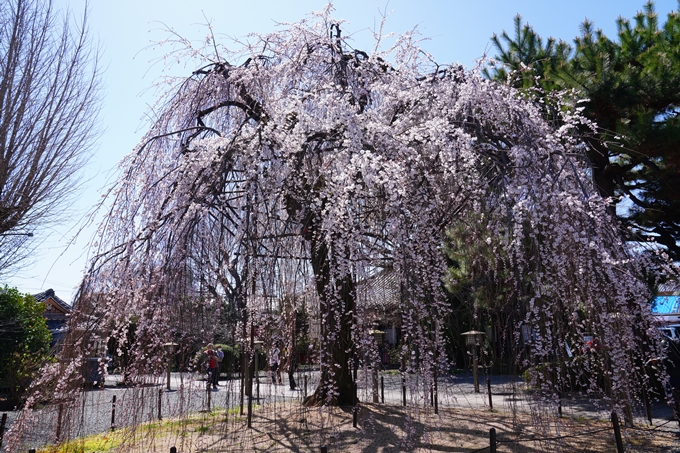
205 343 218 390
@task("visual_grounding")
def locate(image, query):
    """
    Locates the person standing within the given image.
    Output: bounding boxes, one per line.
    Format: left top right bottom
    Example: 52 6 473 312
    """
205 343 218 390
269 344 281 385
213 345 224 387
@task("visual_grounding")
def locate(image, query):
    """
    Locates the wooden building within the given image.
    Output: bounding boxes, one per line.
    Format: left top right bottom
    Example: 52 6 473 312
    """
33 288 71 347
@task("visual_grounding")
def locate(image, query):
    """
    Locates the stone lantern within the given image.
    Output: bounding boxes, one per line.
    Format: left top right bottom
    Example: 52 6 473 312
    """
462 331 486 393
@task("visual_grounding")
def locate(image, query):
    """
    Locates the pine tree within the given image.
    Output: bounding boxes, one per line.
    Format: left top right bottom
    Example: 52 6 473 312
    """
488 1 680 260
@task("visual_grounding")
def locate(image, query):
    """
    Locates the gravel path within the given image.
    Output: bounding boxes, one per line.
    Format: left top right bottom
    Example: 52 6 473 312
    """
1 370 678 451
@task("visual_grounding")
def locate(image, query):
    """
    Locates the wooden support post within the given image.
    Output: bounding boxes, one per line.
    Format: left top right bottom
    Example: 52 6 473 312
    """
400 357 407 406
255 349 260 401
110 395 117 431
224 381 230 424
207 380 212 412
489 427 497 453
352 375 358 428
240 350 246 416
0 412 7 448
166 343 176 392
434 367 438 415
56 403 64 442
487 377 493 411
240 294 248 418
643 387 652 425
380 376 384 404
353 349 358 428
372 366 379 403
247 323 254 428
158 389 163 420
611 412 624 453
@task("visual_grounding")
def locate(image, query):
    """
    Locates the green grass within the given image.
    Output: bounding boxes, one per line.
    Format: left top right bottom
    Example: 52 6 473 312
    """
37 431 125 453
37 405 264 452
195 424 211 434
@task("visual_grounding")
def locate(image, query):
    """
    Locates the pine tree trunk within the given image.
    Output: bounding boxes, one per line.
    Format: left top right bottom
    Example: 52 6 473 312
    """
587 137 616 215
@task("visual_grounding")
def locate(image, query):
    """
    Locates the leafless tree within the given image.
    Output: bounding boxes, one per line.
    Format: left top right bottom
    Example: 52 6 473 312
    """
0 0 101 275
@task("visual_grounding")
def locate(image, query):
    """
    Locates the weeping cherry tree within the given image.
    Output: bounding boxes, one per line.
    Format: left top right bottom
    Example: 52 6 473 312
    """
19 8 669 427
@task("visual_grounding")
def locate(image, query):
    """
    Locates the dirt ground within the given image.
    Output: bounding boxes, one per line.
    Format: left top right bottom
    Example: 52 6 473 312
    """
67 401 680 453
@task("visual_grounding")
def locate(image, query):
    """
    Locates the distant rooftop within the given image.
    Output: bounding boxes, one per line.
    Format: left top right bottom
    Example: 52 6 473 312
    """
33 288 71 312
658 281 680 295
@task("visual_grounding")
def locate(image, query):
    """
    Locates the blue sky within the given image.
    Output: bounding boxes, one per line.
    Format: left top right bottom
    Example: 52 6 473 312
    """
11 0 677 302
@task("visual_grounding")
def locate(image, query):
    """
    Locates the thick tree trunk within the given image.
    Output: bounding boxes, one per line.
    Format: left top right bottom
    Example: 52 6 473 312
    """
285 177 355 406
304 236 355 406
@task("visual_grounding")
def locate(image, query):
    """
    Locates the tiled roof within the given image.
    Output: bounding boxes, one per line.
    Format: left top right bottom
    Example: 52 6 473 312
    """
357 268 401 324
659 281 680 295
33 288 71 312
359 268 399 308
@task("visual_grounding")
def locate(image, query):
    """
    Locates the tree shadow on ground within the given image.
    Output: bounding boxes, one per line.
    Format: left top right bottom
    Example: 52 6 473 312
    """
193 401 665 452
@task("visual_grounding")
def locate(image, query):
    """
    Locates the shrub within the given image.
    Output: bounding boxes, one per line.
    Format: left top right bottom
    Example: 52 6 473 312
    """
0 286 51 405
